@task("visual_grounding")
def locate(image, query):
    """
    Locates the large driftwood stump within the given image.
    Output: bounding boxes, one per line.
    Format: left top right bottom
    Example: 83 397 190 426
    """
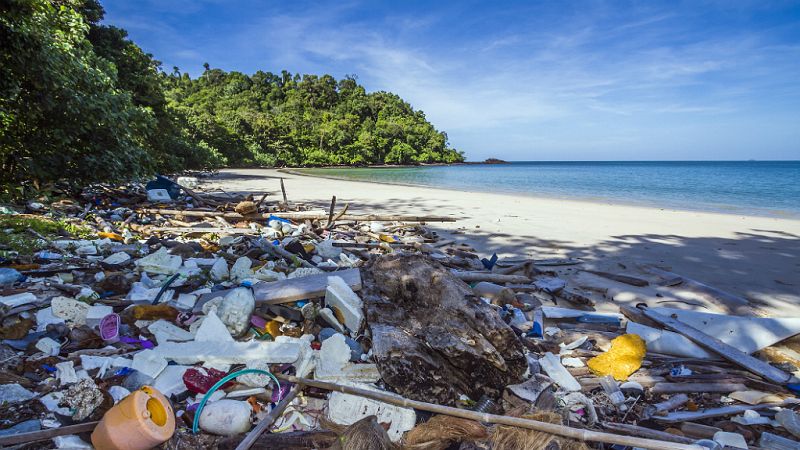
362 254 527 405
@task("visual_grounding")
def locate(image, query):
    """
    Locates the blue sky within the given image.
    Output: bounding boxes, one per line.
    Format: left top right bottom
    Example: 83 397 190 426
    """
103 0 800 161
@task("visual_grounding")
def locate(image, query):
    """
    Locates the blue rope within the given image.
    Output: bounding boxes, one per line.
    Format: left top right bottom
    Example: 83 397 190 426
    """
191 368 282 434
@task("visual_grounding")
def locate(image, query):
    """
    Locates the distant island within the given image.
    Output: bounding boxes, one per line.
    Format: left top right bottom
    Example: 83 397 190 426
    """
464 158 508 165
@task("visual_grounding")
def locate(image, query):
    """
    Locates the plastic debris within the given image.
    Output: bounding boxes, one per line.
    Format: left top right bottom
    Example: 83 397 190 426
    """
587 333 646 381
198 399 252 435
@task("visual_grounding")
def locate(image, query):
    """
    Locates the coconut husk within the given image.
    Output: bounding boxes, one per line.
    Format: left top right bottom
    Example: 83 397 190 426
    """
403 414 489 450
490 411 589 450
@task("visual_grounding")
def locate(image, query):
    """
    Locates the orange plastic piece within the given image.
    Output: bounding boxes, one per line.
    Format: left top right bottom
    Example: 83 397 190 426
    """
98 232 125 242
91 386 175 450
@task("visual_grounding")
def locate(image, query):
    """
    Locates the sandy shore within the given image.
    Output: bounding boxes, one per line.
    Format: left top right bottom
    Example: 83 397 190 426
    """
205 168 800 316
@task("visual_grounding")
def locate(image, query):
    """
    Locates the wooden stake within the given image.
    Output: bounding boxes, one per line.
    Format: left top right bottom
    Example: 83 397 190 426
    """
325 196 337 229
277 374 705 450
280 178 288 209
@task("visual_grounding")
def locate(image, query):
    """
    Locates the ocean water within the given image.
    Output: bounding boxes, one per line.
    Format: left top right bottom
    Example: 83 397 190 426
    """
298 161 800 217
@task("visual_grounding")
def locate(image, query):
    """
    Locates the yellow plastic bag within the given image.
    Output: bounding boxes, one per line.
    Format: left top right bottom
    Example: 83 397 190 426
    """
587 334 646 381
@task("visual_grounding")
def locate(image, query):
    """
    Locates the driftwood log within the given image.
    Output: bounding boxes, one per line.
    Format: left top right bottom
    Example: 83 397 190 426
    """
362 254 527 405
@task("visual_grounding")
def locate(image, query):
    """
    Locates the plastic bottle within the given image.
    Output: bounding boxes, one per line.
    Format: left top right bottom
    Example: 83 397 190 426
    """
91 386 175 450
198 399 252 435
599 376 628 412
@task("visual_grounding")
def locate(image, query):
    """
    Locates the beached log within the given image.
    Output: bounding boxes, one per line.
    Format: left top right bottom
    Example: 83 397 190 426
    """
362 254 527 405
278 374 705 450
137 208 457 223
452 271 531 284
584 270 649 287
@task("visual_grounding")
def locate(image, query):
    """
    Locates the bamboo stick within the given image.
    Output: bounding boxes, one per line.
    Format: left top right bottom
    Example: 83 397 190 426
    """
277 374 705 450
235 386 301 450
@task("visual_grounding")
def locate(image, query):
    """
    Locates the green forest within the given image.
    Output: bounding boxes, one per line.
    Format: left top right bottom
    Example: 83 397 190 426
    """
0 0 463 195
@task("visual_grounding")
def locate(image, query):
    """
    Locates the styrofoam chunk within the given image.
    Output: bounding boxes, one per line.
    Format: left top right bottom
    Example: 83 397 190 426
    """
325 276 363 333
132 349 168 379
195 311 235 343
149 320 195 344
51 296 90 326
327 382 416 442
152 339 301 366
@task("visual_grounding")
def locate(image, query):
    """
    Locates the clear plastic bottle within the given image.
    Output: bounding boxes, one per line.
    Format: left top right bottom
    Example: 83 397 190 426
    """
599 375 627 412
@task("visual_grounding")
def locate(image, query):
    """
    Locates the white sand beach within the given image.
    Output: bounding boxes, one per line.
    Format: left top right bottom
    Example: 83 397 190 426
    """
205 168 800 317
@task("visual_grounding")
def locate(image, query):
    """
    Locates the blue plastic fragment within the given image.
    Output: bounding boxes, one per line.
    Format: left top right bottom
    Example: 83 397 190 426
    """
42 364 57 373
267 215 291 224
481 253 498 270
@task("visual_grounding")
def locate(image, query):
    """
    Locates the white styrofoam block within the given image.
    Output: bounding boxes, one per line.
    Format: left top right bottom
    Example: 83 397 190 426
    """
132 349 168 379
135 247 182 274
328 382 416 442
153 365 190 397
36 337 61 356
325 276 363 333
149 320 195 344
56 361 78 385
229 257 253 282
316 333 379 383
51 297 90 326
209 258 229 281
152 339 301 366
195 311 234 343
85 304 114 328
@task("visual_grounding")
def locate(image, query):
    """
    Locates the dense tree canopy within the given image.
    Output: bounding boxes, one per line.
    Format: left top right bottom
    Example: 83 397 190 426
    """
0 0 463 195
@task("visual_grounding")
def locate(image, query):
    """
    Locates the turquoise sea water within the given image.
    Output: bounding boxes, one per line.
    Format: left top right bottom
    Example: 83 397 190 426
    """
298 161 800 218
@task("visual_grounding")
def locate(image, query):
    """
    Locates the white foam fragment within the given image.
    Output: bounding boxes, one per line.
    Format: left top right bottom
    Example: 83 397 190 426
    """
195 311 235 343
325 276 363 333
135 247 182 274
0 292 38 308
149 320 195 344
85 304 113 328
153 365 190 397
132 349 168 379
56 361 78 385
51 297 90 326
316 333 379 383
152 339 301 366
328 382 416 442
